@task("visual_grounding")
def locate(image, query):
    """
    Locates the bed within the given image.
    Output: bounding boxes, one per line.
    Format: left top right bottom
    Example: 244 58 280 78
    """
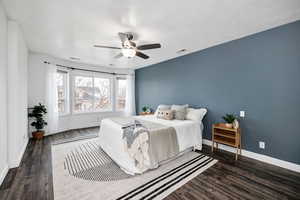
98 115 203 175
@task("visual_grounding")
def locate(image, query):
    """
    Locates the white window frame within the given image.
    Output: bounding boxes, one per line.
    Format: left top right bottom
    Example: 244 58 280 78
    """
57 69 70 116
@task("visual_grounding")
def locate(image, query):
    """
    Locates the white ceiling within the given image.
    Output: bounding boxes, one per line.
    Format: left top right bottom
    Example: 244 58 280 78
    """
2 0 300 69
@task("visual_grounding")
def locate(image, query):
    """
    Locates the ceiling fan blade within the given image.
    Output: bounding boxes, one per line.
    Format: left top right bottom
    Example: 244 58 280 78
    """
137 43 161 50
94 45 121 50
118 32 128 43
136 51 149 59
114 53 123 59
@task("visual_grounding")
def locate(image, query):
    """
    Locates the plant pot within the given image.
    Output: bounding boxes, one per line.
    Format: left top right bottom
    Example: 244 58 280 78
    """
233 119 239 129
32 131 44 140
225 123 233 128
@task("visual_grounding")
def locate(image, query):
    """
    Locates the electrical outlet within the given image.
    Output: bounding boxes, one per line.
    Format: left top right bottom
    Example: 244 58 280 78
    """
240 111 245 118
259 141 265 149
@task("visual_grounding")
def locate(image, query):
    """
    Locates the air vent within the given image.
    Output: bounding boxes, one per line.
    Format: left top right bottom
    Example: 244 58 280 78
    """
176 49 187 54
70 57 80 61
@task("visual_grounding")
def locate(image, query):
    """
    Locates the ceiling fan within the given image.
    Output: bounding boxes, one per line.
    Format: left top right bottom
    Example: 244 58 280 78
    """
94 32 161 59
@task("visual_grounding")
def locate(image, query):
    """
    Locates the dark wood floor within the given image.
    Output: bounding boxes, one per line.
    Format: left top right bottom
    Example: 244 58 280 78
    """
0 127 299 200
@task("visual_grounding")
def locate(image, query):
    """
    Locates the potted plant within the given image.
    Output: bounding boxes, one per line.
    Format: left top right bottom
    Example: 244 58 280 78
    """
28 103 47 140
222 114 236 128
142 106 151 114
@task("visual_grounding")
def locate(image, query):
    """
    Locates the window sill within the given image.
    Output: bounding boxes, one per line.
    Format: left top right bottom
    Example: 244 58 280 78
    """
58 111 124 118
71 111 124 116
59 113 71 117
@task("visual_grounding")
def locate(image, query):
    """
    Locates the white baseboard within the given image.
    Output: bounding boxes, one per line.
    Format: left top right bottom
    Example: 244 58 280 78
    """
203 139 300 173
0 165 9 186
9 139 29 168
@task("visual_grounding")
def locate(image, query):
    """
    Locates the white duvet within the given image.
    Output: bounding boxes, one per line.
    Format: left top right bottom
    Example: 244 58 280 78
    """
98 115 203 175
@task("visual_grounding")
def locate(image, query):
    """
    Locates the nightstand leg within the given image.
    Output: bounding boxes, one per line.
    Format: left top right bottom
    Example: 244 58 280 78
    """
240 136 242 155
235 148 238 160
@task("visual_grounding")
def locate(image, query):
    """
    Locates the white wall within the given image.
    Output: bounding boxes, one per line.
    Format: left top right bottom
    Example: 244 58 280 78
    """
7 21 28 168
28 52 134 134
0 2 8 185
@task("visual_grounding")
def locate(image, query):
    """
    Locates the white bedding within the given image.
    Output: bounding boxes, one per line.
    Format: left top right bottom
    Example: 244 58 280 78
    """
98 115 203 175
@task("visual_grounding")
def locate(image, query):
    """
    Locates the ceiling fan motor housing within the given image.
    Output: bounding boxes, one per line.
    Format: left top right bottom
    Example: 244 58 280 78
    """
125 33 134 41
123 40 136 48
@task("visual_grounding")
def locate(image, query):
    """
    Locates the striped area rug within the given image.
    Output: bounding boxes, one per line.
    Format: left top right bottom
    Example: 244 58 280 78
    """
63 141 132 181
52 138 217 200
52 134 99 145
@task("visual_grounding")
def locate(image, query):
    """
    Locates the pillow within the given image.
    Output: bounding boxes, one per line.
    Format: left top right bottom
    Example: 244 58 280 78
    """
186 108 207 123
155 104 171 116
171 104 188 120
157 110 174 120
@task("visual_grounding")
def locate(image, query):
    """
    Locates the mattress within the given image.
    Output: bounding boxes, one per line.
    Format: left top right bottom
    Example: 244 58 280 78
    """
98 115 203 175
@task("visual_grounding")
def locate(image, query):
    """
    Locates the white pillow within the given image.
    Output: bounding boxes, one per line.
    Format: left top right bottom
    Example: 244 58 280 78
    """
186 108 207 123
155 104 171 116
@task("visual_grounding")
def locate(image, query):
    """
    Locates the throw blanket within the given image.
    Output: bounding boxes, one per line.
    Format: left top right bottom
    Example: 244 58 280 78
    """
110 117 179 173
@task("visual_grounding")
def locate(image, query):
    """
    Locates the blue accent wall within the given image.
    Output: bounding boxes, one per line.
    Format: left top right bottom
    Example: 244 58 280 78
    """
135 20 300 164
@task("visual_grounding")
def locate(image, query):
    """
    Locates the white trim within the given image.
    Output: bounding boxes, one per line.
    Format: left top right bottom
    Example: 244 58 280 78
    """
193 144 202 151
203 139 300 173
0 165 9 186
71 110 115 116
9 139 28 168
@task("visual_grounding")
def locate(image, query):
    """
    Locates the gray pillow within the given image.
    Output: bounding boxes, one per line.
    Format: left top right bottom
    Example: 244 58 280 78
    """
171 104 188 120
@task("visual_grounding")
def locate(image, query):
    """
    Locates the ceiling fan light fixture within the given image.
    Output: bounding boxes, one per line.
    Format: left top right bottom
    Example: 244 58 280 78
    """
123 40 131 47
122 48 136 58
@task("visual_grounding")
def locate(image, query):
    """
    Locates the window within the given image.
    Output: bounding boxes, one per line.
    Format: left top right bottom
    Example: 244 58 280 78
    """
116 78 127 111
56 69 128 114
94 77 112 111
56 70 69 114
73 74 112 113
74 76 93 112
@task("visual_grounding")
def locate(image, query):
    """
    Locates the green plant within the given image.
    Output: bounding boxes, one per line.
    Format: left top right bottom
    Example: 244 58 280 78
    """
142 106 149 112
222 114 236 124
28 103 48 131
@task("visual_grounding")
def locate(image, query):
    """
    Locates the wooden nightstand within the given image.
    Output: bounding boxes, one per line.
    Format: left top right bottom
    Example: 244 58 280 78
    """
139 112 154 116
212 123 241 160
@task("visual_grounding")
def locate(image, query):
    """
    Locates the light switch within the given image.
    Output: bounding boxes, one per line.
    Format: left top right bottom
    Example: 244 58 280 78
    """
240 111 245 118
259 141 265 149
